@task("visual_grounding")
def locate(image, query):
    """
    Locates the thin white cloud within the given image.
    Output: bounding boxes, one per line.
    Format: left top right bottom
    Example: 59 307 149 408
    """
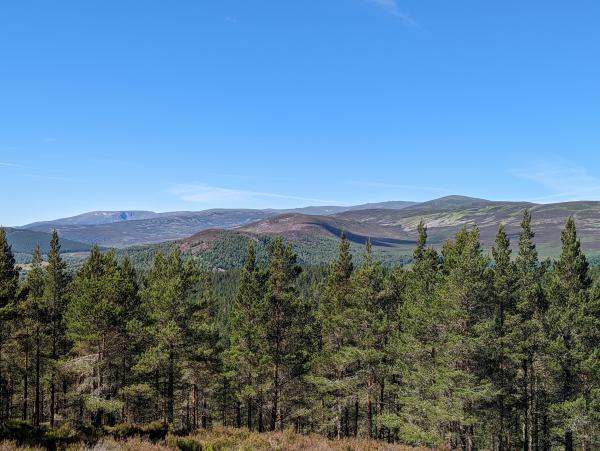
170 184 342 205
366 0 420 27
0 162 20 167
510 163 600 203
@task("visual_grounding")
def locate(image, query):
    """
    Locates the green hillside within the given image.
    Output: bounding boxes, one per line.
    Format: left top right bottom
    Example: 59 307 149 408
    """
5 228 92 254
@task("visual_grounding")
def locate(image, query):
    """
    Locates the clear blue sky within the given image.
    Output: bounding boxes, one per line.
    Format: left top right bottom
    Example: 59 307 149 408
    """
2 1 600 225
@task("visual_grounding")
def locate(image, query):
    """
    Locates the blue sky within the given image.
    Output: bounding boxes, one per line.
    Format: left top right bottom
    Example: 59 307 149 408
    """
2 1 600 225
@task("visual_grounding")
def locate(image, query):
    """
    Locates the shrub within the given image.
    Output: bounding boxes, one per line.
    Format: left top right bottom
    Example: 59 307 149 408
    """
166 435 202 451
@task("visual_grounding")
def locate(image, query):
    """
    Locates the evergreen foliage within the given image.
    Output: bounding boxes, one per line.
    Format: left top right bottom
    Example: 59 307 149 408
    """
1 218 600 449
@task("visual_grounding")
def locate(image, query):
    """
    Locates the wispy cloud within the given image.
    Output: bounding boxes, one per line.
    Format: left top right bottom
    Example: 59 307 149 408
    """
366 0 420 27
0 162 20 168
170 184 341 205
510 163 600 202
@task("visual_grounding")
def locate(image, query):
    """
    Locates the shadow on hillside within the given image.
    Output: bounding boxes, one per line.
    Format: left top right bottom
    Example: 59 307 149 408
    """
312 222 416 248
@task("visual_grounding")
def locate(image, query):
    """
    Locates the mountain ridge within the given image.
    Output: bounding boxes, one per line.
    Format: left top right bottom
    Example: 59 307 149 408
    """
13 196 600 260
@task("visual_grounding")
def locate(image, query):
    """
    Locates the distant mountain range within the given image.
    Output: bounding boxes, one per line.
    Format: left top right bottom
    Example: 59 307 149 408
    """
17 201 418 248
178 196 600 262
9 196 600 264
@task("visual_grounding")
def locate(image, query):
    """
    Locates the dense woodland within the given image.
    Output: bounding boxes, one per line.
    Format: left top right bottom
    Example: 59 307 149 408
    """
1 210 600 450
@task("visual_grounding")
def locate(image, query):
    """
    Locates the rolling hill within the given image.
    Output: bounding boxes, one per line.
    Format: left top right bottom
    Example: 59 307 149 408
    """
173 197 600 267
14 196 600 268
5 228 92 254
22 209 276 248
17 202 417 248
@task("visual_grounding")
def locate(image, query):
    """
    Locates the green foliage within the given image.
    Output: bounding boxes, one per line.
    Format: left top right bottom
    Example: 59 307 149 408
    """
3 217 600 450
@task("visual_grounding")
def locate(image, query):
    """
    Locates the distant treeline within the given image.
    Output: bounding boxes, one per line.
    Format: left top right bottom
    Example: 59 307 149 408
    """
0 210 599 450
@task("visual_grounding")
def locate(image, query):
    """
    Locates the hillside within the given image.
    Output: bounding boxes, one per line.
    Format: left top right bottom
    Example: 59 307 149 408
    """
15 196 600 266
5 228 92 254
334 199 600 255
23 210 161 227
172 197 600 266
18 201 418 248
23 209 275 248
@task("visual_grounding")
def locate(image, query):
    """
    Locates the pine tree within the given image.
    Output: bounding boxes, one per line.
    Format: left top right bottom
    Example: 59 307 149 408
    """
485 224 520 448
515 210 548 451
262 238 304 431
0 227 19 420
546 217 591 451
137 247 199 426
224 241 269 430
390 221 443 446
44 230 69 426
67 247 124 425
310 233 360 438
351 240 388 439
439 227 492 450
18 245 46 425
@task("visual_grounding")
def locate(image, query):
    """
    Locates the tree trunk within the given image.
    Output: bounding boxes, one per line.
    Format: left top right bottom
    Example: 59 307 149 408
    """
50 333 57 427
192 384 198 430
343 406 349 437
271 359 279 431
167 349 175 424
354 397 359 437
247 399 252 430
367 395 373 438
34 327 41 427
23 338 29 421
523 359 529 451
235 400 241 428
564 431 573 451
258 399 264 432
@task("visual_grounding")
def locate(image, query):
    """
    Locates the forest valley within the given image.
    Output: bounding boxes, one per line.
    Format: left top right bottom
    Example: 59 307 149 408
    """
1 210 600 450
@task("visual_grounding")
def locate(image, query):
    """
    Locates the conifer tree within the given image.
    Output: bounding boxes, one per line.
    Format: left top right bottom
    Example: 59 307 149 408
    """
389 221 443 446
19 245 46 425
485 224 520 448
311 233 359 438
439 227 491 450
351 240 387 438
515 210 548 450
0 227 18 420
224 241 268 430
67 247 123 425
546 217 591 451
137 247 198 426
44 230 69 426
262 238 304 431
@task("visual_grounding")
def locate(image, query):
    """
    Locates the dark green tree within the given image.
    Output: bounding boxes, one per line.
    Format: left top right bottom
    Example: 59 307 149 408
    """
546 217 591 451
262 238 305 431
515 210 548 451
137 247 198 426
67 247 123 425
44 230 69 426
224 241 269 430
0 227 19 420
485 224 520 448
310 233 360 438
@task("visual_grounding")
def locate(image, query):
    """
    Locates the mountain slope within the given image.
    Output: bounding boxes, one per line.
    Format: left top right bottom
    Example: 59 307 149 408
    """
23 210 276 248
175 198 600 265
19 201 418 248
5 228 92 254
24 210 161 227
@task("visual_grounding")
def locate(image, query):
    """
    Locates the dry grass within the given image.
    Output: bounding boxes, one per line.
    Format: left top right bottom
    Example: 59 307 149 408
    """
1 427 431 450
185 427 427 450
0 442 44 451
